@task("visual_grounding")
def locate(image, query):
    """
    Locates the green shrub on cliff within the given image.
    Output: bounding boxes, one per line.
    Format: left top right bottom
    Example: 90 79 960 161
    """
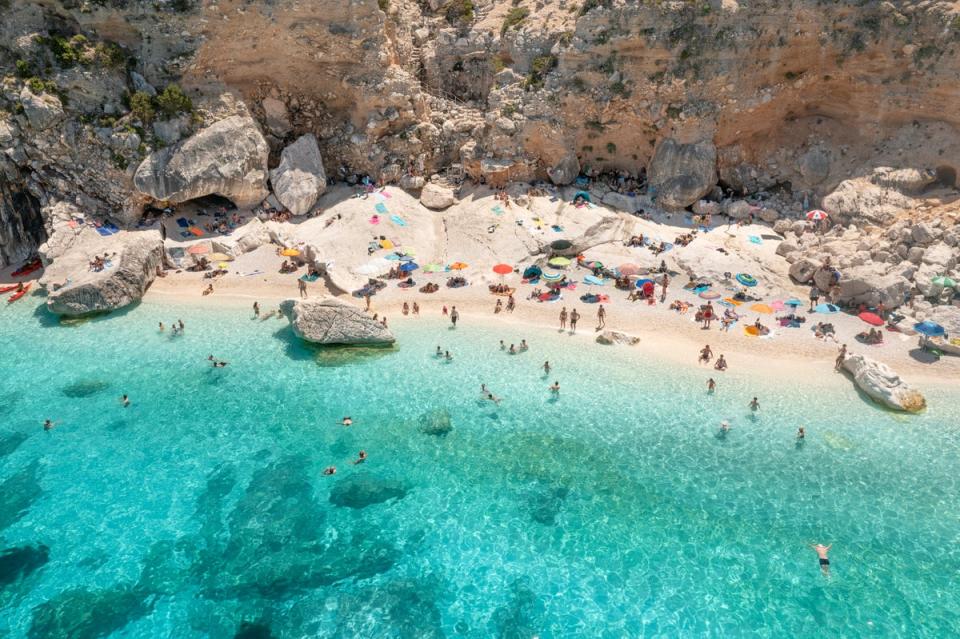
444 0 474 25
155 84 192 118
130 91 155 123
501 7 529 35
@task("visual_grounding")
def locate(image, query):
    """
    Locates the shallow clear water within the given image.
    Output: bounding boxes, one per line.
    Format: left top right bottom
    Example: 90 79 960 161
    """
0 298 958 638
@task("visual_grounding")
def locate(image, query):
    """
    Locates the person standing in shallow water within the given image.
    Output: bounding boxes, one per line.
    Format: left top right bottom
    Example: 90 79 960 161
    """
253 301 260 318
450 306 459 326
559 307 568 330
570 308 580 332
597 304 606 330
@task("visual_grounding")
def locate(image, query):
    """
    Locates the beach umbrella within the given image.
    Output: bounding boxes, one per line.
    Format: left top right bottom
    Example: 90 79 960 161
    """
771 300 785 311
548 256 572 268
281 248 300 257
208 252 232 262
806 210 828 221
699 291 721 300
932 275 957 288
423 263 444 273
736 273 758 287
398 255 414 262
750 303 773 314
187 244 210 255
635 278 654 289
550 239 573 251
785 298 803 307
492 263 513 275
399 262 419 272
384 254 402 261
618 263 641 276
542 271 563 281
814 303 840 314
218 262 230 269
914 320 945 337
858 311 884 326
449 262 468 270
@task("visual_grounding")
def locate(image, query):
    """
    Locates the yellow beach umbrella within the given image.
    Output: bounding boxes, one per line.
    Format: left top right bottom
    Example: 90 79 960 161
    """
449 262 469 270
750 303 773 314
281 248 301 257
209 252 232 262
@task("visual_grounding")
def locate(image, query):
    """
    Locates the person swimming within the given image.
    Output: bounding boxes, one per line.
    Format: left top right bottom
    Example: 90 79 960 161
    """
796 426 805 440
543 361 551 374
500 340 506 350
810 543 832 577
43 419 55 431
749 397 760 411
436 346 442 357
519 339 528 351
445 351 453 361
352 450 367 465
549 381 560 394
120 394 130 407
486 392 502 404
720 419 731 433
707 378 716 393
509 344 517 354
342 416 353 426
323 466 337 476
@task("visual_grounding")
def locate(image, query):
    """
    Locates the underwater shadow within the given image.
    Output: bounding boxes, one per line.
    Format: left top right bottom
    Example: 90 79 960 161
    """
31 300 143 330
273 325 397 367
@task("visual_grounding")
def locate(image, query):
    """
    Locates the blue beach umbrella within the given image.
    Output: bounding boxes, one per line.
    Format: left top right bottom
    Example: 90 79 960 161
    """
785 298 803 307
399 262 419 272
736 273 758 287
384 254 402 261
635 278 654 289
814 303 840 314
914 320 945 337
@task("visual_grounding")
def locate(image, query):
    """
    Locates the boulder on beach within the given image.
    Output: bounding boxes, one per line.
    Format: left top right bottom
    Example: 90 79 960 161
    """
279 298 395 345
647 139 717 210
596 331 640 346
420 182 456 210
133 115 269 208
270 133 327 216
842 354 926 412
547 152 580 186
43 231 164 317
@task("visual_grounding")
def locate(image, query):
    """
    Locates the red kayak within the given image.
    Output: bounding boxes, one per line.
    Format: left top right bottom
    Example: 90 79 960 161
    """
8 283 31 303
0 283 19 293
12 259 41 277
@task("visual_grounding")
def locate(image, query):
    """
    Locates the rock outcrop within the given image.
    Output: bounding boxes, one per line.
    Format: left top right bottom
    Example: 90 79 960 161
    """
43 231 164 317
596 331 640 346
133 115 269 207
842 354 926 413
547 153 580 186
279 298 395 345
270 134 327 216
420 182 455 210
647 139 717 210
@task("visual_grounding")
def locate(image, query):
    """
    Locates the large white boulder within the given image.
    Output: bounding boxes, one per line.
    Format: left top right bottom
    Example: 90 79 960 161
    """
547 152 580 186
822 179 913 225
279 298 395 345
835 265 911 308
43 231 164 316
270 134 327 216
842 354 926 412
596 330 640 346
420 182 456 210
648 139 717 210
210 217 271 258
133 115 269 207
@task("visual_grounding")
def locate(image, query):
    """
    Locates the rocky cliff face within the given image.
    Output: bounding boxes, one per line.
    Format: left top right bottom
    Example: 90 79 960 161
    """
0 0 959 266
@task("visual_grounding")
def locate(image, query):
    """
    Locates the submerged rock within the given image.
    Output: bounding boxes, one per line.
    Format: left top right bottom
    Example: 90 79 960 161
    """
61 379 111 398
270 134 327 216
528 485 569 525
595 330 640 346
133 115 269 208
0 431 29 459
418 409 453 436
0 461 43 533
235 621 275 639
329 475 408 509
43 231 164 317
0 543 49 588
28 584 151 639
842 354 926 412
280 298 395 345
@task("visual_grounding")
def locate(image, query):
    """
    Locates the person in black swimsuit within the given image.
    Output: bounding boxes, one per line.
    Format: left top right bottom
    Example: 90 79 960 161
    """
810 543 832 577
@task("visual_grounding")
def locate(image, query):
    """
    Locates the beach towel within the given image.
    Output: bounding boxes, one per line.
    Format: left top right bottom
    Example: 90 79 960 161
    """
189 227 205 237
380 190 392 198
375 202 389 214
583 275 605 286
176 218 189 228
96 227 113 237
390 215 407 227
492 205 505 215
551 225 564 232
748 235 762 245
369 215 381 225
299 273 320 282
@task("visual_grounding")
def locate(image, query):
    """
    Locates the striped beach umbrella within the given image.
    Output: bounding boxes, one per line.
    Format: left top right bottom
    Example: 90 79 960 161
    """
805 210 828 221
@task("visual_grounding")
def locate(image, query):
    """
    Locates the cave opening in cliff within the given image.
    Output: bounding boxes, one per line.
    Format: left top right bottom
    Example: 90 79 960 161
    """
934 165 956 189
182 193 238 213
0 179 46 268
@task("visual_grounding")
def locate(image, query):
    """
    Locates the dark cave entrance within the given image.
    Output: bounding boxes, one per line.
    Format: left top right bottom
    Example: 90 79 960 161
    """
934 165 957 189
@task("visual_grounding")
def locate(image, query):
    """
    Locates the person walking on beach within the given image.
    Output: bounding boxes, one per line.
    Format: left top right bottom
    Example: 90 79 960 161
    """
450 306 459 326
365 293 372 312
298 278 308 298
597 304 606 330
835 344 847 371
809 543 832 577
403 302 409 316
442 305 449 316
660 273 669 303
809 285 821 312
570 308 580 332
559 307 568 330
253 302 260 318
413 302 420 316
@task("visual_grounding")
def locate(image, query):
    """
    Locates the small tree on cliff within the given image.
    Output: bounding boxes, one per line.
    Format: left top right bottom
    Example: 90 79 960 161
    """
130 91 155 123
155 84 192 119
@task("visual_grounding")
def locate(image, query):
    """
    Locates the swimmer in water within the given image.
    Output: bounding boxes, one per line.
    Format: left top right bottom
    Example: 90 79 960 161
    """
796 426 805 441
549 381 560 394
720 419 731 433
436 346 442 357
120 394 130 407
500 340 506 351
445 351 453 361
809 543 832 577
707 378 716 392
342 416 352 426
352 450 367 465
322 466 337 476
509 344 516 354
519 339 528 351
158 322 164 332
543 361 551 374
749 397 760 412
481 384 488 394
43 419 56 431
486 392 502 405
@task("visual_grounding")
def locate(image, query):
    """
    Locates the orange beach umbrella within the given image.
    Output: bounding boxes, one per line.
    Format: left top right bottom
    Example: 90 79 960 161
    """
492 264 513 275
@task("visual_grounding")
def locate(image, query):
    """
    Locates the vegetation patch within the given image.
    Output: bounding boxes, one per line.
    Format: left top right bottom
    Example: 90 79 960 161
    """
502 7 529 35
444 0 474 25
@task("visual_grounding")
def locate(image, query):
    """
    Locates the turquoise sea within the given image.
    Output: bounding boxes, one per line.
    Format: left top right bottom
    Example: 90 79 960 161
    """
0 297 958 638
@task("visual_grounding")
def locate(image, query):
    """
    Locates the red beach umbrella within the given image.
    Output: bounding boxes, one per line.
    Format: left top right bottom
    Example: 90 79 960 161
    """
858 311 884 326
492 264 513 275
806 210 828 221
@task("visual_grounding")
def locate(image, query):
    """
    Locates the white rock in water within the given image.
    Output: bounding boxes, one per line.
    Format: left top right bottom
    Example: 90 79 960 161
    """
842 354 926 412
133 115 269 207
280 298 395 345
270 134 327 216
596 330 640 346
420 182 456 210
43 231 164 316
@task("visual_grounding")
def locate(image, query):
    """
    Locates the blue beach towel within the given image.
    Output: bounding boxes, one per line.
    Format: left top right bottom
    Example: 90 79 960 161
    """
492 206 504 215
96 227 113 237
176 217 189 228
390 215 407 227
749 235 762 245
375 203 389 214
